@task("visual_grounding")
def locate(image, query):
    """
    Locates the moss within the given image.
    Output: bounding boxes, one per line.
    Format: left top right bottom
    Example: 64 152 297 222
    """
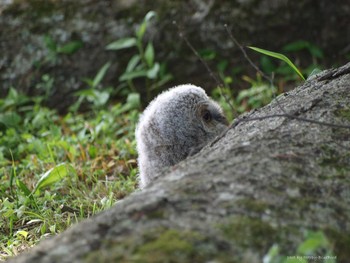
133 229 203 262
318 144 350 175
145 209 165 219
236 198 269 214
86 228 237 263
219 216 277 252
332 107 350 141
334 107 350 121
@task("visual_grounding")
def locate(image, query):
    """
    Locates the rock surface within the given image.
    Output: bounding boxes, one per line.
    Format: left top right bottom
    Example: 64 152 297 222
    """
8 63 350 263
1 0 349 111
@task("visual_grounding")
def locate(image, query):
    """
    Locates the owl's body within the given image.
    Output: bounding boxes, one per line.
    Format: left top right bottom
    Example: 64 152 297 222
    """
135 84 228 188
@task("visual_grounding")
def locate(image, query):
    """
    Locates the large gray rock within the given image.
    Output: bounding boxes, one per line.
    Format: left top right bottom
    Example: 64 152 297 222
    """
1 0 349 111
8 63 350 262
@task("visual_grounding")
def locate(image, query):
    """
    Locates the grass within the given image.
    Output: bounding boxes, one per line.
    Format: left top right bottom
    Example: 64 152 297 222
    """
0 89 140 260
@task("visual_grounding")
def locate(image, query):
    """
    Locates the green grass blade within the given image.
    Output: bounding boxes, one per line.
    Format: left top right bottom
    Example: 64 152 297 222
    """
16 179 31 196
248 46 305 80
106 38 137 50
9 149 17 200
92 62 111 88
33 163 74 194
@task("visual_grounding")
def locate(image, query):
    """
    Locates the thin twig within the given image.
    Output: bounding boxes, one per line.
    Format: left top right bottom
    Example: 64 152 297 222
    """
173 21 238 118
224 24 272 84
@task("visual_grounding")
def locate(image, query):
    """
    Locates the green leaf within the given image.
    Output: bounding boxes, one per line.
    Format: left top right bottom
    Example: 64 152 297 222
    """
144 42 155 67
57 41 83 54
7 87 19 103
147 63 160 79
0 112 22 128
126 93 141 109
82 78 94 87
106 38 137 50
1 88 30 110
16 230 29 239
92 90 110 107
248 46 305 80
199 48 216 60
308 45 324 59
260 56 276 73
43 35 57 51
74 88 95 97
33 163 75 194
144 10 157 23
119 70 148 81
114 93 141 115
297 231 328 255
92 62 111 88
283 40 324 59
283 40 310 52
16 179 31 197
40 223 47 235
126 55 141 72
136 22 147 41
88 145 97 159
263 244 280 263
136 11 157 41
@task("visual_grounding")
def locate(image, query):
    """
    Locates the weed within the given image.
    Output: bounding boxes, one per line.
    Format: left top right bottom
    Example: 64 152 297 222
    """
263 231 336 263
70 62 113 112
248 46 305 80
106 11 173 102
41 35 83 65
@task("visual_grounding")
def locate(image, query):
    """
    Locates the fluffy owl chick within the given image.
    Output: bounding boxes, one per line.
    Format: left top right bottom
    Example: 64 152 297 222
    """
135 84 228 188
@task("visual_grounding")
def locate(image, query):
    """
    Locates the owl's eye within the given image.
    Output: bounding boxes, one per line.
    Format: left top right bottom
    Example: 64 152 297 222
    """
202 110 212 122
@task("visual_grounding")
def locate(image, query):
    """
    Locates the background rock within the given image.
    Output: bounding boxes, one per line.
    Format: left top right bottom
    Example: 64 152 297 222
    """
1 0 349 111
